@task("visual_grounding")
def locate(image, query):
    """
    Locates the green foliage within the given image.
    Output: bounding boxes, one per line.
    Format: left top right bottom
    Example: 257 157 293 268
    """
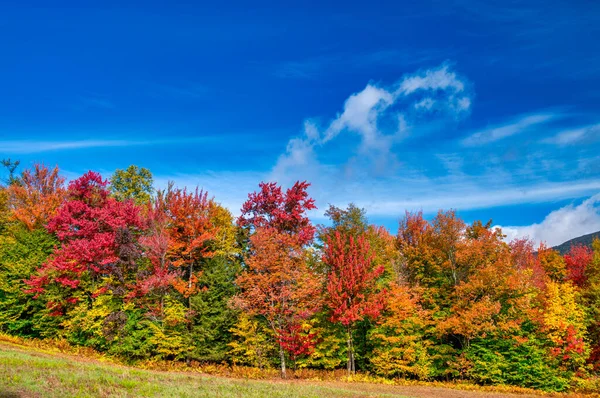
465 334 570 392
1 158 20 186
105 307 155 361
148 296 190 360
62 294 117 350
0 225 57 337
190 256 241 362
110 165 154 204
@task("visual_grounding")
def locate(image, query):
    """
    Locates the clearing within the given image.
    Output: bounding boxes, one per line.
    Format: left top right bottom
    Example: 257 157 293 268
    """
0 342 549 398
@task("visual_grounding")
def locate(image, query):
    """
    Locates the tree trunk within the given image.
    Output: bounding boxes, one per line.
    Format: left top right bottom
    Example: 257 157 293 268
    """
347 327 355 375
279 345 287 379
186 261 193 366
188 261 193 308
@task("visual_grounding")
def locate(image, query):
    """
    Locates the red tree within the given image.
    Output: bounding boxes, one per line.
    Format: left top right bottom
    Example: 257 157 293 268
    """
135 195 179 315
238 181 316 245
323 230 385 373
564 245 593 288
25 171 143 313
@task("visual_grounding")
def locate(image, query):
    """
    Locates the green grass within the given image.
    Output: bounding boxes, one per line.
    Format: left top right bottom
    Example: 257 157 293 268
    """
0 345 405 397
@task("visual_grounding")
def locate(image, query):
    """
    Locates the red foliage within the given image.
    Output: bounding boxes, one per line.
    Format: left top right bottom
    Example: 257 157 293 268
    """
239 181 316 246
323 231 385 327
135 197 180 300
564 245 593 287
277 323 317 358
25 171 143 309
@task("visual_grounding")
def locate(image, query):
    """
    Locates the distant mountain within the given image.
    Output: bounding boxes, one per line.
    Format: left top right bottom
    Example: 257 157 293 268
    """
553 231 600 255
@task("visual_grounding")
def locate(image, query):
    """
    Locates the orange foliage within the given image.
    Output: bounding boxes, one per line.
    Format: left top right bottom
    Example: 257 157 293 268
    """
7 164 66 230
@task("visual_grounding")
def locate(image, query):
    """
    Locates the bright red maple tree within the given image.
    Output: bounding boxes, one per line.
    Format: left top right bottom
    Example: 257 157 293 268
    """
25 171 143 313
238 181 316 245
323 230 385 374
564 244 593 287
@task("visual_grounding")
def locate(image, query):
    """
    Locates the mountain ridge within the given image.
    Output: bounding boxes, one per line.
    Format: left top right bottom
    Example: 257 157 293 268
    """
552 230 600 254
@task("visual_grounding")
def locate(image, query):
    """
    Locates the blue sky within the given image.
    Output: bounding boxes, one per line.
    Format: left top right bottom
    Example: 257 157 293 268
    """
1 1 599 246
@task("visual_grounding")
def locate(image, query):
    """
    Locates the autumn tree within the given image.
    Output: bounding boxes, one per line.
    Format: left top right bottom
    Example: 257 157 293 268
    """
323 230 385 374
6 164 66 230
238 181 316 245
581 238 600 369
162 186 216 305
233 227 322 377
25 171 143 316
234 181 320 378
369 283 432 379
538 244 567 282
564 245 593 288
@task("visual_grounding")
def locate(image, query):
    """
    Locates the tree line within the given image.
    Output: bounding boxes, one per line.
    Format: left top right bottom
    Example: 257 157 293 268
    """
0 162 599 391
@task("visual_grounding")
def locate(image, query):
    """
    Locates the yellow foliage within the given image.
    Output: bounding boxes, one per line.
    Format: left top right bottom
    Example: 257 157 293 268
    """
147 297 189 359
228 313 275 369
370 284 433 379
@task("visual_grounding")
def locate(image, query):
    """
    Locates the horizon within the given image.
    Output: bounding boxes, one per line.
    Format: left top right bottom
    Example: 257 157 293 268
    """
1 1 599 247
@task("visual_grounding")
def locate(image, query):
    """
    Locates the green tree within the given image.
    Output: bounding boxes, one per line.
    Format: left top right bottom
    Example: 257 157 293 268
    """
0 224 58 336
110 165 154 204
190 256 241 362
1 158 20 186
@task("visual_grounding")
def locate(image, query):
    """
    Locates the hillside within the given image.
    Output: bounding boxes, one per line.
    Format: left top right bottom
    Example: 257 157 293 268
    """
553 231 600 254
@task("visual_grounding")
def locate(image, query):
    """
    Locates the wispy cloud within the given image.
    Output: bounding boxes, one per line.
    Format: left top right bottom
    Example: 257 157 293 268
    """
543 123 600 146
498 194 600 247
397 63 465 95
0 136 234 154
462 113 557 146
273 62 472 179
0 140 136 154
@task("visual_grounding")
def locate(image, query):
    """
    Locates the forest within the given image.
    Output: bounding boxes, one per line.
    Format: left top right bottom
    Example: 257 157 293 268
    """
0 162 599 393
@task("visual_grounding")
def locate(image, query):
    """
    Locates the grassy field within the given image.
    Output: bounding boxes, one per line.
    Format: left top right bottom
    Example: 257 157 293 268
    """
0 342 557 398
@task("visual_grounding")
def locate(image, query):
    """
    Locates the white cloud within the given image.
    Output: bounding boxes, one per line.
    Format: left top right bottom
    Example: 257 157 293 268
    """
324 84 395 145
265 63 600 224
462 113 557 146
543 123 600 145
498 194 600 246
272 63 472 180
343 179 600 217
397 63 465 95
414 97 435 110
